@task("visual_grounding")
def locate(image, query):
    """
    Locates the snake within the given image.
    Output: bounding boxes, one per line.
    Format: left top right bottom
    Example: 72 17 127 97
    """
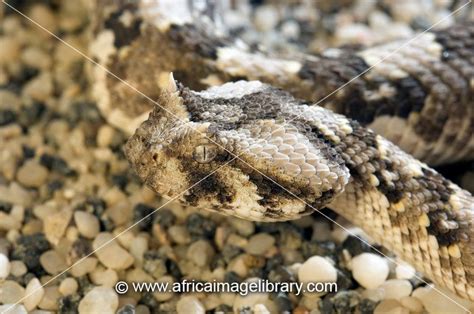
88 0 474 302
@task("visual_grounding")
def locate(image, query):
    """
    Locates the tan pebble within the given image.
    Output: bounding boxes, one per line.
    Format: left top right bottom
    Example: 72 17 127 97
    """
379 279 413 300
97 125 116 147
29 5 57 34
0 37 21 64
22 219 43 235
59 277 78 296
40 250 67 275
21 47 52 69
168 225 191 245
9 260 27 277
245 233 275 256
399 296 423 313
130 236 148 265
16 160 49 188
0 280 25 304
74 211 100 239
93 233 134 270
187 240 215 267
23 73 54 102
136 304 152 314
38 286 60 310
0 212 21 231
24 278 45 311
43 208 73 245
90 268 118 287
70 257 97 277
78 287 118 314
177 295 205 314
374 299 408 314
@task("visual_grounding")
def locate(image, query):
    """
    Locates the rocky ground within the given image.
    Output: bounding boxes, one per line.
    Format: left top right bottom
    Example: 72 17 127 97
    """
0 1 473 314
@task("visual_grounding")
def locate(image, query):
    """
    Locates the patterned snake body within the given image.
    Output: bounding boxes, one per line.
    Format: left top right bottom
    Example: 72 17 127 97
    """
89 0 474 302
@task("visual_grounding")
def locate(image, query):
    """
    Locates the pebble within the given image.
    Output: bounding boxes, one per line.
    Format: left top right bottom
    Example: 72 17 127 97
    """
96 125 116 147
90 267 118 287
16 160 49 188
0 304 28 314
38 286 60 310
351 253 389 289
70 257 98 277
23 73 54 102
24 278 45 311
40 250 67 275
78 286 118 314
412 285 472 314
59 277 78 296
9 260 27 277
187 240 215 267
245 233 275 256
176 295 205 314
74 211 100 239
254 5 279 32
93 233 134 270
374 299 409 314
168 225 191 244
298 256 337 284
0 280 25 304
395 262 416 280
0 253 11 279
44 208 73 245
399 296 423 313
0 37 21 65
379 279 413 300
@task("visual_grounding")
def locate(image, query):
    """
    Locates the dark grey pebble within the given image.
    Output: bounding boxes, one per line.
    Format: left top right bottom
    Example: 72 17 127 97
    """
268 265 295 283
186 213 216 239
117 304 135 314
143 251 167 279
153 208 176 229
274 292 293 312
336 269 354 290
214 304 233 313
0 109 17 126
133 203 156 231
359 298 378 314
301 240 336 260
40 153 76 177
58 294 81 314
0 200 13 213
224 271 242 283
221 245 242 264
331 291 360 314
11 233 50 273
341 235 374 256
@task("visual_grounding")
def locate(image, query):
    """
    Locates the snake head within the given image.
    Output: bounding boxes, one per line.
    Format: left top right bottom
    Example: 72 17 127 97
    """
125 74 350 221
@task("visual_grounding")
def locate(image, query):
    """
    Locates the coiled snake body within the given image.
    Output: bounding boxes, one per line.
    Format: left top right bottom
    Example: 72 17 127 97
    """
89 0 474 302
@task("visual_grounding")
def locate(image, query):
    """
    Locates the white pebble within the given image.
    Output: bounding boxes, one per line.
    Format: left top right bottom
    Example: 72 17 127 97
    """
395 262 416 279
176 295 205 314
379 279 413 300
0 304 27 314
298 256 337 284
78 287 118 314
351 253 389 289
245 233 275 256
254 5 279 32
74 211 100 239
0 253 11 279
24 278 45 311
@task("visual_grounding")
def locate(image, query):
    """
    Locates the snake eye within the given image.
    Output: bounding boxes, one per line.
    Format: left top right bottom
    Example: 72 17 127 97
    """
193 143 217 163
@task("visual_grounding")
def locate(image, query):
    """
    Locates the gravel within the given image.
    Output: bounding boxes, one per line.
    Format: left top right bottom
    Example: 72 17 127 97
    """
0 1 472 313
